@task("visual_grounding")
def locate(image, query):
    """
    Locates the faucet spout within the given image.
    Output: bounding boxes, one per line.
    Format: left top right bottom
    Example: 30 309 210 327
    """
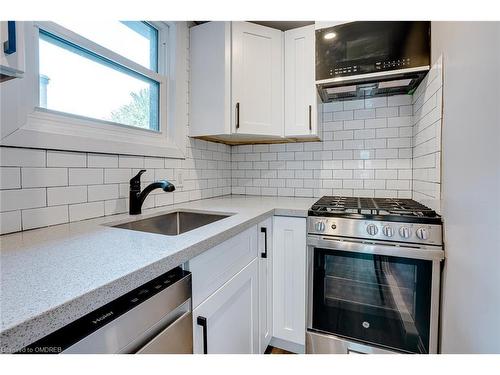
129 170 175 215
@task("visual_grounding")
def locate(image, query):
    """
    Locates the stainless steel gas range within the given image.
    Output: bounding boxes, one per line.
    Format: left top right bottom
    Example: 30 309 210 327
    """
306 196 444 354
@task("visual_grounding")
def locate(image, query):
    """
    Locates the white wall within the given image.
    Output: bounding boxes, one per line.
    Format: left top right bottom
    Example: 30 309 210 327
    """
432 21 500 353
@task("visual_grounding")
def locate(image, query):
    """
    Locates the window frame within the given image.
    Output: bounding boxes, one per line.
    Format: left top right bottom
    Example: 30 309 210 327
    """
0 21 187 159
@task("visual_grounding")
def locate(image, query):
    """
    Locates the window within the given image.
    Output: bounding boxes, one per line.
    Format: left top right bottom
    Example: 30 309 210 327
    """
1 21 187 159
38 22 161 131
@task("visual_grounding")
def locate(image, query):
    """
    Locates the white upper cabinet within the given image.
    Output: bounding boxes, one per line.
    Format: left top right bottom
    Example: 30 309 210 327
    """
190 22 283 142
0 21 25 82
284 25 318 138
232 22 283 137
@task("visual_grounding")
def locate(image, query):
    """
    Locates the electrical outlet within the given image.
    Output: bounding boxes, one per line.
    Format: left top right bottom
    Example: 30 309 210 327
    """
177 170 184 189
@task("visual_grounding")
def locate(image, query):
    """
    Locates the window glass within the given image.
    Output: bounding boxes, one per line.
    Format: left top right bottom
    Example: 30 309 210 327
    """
56 21 158 70
39 30 159 131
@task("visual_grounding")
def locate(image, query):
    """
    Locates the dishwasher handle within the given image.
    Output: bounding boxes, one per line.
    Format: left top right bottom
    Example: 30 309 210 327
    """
196 316 208 354
135 311 193 354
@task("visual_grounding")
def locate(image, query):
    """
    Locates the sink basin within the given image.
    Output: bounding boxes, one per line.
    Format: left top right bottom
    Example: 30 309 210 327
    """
112 211 231 236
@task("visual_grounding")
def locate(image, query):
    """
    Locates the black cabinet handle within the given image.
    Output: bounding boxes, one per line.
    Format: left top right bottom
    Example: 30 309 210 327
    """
308 105 312 131
3 21 16 55
196 316 208 354
260 227 267 259
235 102 240 129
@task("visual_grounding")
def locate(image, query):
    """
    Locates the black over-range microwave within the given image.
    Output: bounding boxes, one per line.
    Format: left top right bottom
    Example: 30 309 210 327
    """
315 21 431 102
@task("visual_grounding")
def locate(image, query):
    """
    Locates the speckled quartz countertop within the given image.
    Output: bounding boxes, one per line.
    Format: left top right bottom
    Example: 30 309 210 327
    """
0 195 316 353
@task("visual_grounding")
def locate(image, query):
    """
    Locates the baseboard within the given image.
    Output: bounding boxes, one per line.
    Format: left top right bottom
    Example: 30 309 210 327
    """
270 337 305 354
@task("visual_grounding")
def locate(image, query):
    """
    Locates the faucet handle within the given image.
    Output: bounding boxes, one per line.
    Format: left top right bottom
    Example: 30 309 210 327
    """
130 169 146 190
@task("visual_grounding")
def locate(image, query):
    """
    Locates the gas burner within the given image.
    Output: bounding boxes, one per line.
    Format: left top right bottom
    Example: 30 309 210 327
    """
309 196 441 224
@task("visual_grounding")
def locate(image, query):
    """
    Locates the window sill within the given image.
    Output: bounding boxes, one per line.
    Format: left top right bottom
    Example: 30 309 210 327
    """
1 108 185 158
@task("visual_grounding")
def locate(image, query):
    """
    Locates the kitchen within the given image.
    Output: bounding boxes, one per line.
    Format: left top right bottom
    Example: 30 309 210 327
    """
1 1 499 373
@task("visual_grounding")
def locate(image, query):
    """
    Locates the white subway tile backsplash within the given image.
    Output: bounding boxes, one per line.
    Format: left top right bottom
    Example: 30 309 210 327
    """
333 111 354 121
104 169 131 184
0 210 21 234
0 167 21 189
388 116 412 128
332 150 353 160
0 147 46 167
354 109 376 120
88 184 119 202
47 151 86 167
144 157 165 169
365 97 387 108
22 168 67 188
343 160 364 169
376 128 399 138
375 149 399 159
70 168 103 185
104 198 128 215
1 68 442 233
48 186 87 206
0 188 46 211
69 201 105 222
364 118 387 129
375 169 398 180
87 153 118 168
22 205 69 230
323 101 343 112
376 106 399 118
343 100 364 111
343 120 365 130
354 129 376 139
388 95 412 107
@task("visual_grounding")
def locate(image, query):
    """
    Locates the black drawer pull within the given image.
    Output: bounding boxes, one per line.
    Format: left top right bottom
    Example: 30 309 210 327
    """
4 21 16 55
196 316 208 354
260 227 268 258
236 102 240 129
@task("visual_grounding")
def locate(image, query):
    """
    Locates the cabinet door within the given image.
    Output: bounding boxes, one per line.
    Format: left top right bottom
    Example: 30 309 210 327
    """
284 25 317 137
193 258 259 354
272 216 307 346
0 21 25 80
232 22 283 137
258 217 273 353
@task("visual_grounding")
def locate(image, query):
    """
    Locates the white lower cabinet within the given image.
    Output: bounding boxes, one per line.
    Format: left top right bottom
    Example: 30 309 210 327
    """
272 216 307 351
258 217 273 353
192 258 259 354
189 216 306 354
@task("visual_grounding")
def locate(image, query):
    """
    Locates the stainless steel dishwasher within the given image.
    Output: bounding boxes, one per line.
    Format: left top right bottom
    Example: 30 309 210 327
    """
21 267 192 354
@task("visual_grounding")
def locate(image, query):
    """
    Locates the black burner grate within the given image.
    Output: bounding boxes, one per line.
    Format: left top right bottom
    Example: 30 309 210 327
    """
310 196 438 218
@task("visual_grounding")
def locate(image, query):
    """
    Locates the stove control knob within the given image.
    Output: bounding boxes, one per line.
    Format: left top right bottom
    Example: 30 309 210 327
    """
382 225 393 237
416 227 429 240
366 224 378 236
315 221 326 232
399 226 411 239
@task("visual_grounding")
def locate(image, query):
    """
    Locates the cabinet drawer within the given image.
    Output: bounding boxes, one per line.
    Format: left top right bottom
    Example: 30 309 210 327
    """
189 225 258 308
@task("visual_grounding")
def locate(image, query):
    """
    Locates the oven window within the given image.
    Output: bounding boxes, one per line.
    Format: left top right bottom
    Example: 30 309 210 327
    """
312 248 432 353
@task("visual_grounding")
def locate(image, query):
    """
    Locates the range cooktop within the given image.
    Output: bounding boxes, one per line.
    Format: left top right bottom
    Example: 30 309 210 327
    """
309 196 441 224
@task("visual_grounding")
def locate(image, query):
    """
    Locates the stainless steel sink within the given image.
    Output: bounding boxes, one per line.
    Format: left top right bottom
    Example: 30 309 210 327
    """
112 211 231 236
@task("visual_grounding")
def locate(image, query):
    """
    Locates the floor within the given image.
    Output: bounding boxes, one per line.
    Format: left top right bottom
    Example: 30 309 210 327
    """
264 346 294 354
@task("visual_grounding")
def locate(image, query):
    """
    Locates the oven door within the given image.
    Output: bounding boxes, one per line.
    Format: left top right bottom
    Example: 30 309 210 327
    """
307 237 441 354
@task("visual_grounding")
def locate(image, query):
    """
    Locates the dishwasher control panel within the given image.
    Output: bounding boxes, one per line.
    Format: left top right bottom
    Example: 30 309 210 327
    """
19 267 191 354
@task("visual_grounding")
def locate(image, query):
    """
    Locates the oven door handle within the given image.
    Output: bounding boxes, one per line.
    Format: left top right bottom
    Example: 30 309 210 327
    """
307 235 444 261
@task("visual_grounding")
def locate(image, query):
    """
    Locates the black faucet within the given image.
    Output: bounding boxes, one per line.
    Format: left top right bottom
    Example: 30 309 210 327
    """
129 170 175 215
